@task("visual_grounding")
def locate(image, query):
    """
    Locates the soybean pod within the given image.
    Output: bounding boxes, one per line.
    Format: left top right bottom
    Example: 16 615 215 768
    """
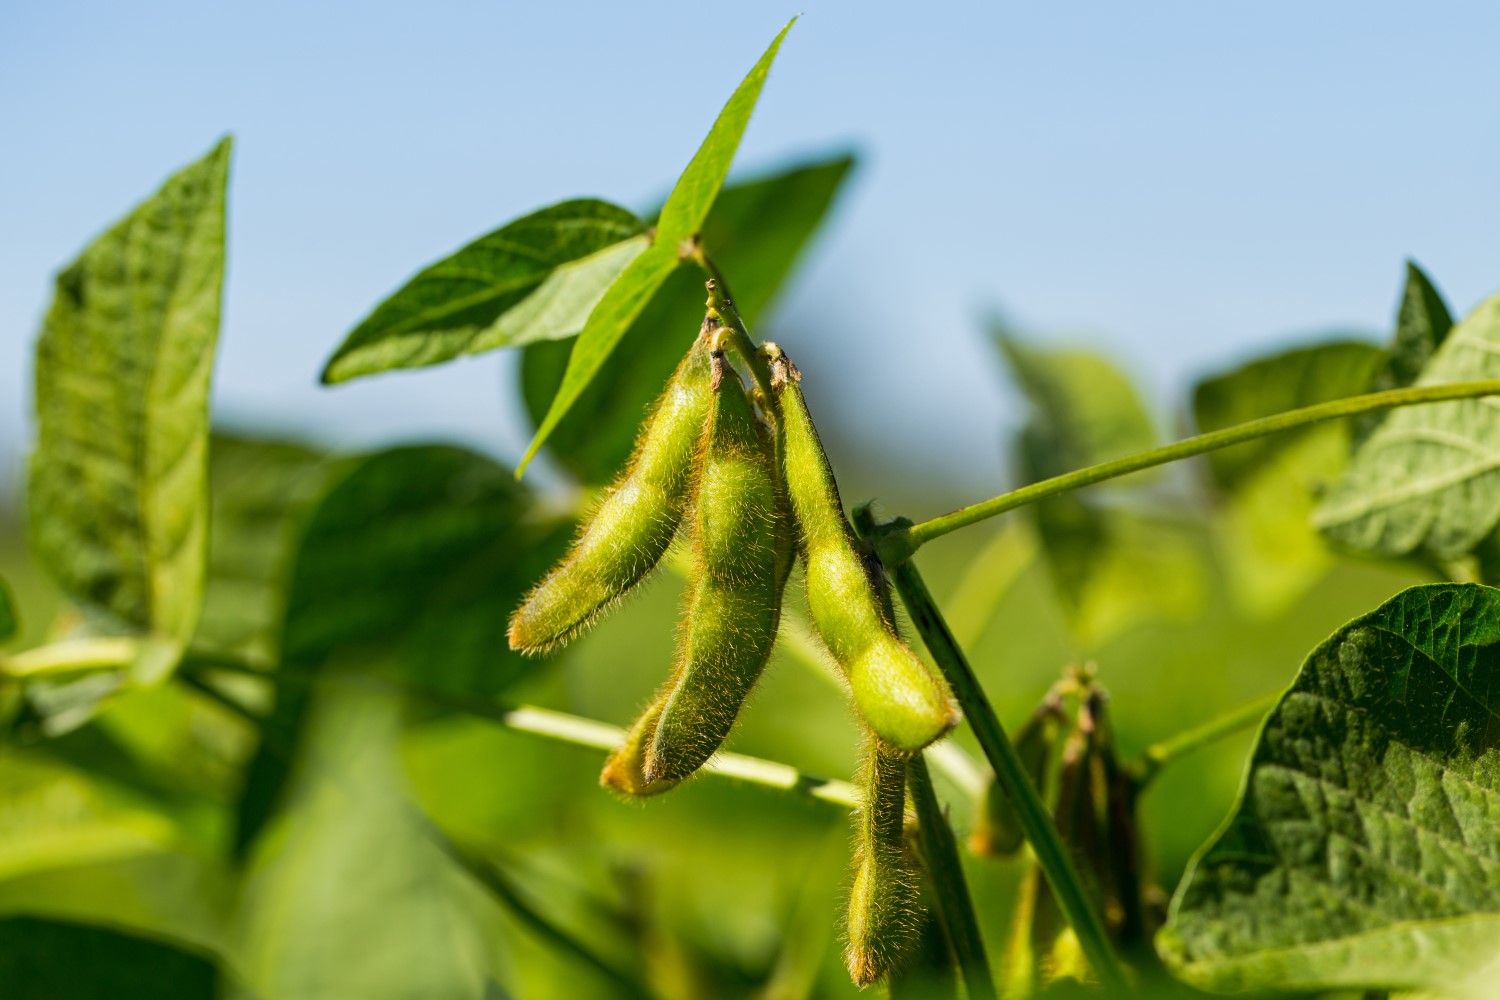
767 346 957 753
845 740 922 986
509 333 714 655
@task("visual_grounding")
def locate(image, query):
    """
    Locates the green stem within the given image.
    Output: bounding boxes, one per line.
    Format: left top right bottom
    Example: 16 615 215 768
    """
1132 691 1280 787
878 378 1500 563
907 755 997 1000
852 514 1129 994
179 658 861 809
692 252 778 405
0 636 139 678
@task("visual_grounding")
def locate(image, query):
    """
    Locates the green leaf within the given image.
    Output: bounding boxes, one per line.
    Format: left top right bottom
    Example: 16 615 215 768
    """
0 576 16 643
234 445 567 851
1314 292 1500 559
321 200 648 383
1162 582 1500 994
996 332 1202 647
28 137 231 650
0 916 217 999
517 18 796 476
522 153 855 484
1192 341 1384 615
192 433 333 665
234 682 499 999
1351 261 1455 444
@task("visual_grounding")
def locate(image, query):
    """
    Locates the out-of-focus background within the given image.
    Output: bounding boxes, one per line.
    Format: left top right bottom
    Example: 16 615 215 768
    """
2 3 1497 997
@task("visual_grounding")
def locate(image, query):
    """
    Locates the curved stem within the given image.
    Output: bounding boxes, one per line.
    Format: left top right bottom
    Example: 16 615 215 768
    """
852 511 1129 993
908 755 997 1000
0 636 139 678
691 251 778 404
1132 690 1280 788
878 378 1500 563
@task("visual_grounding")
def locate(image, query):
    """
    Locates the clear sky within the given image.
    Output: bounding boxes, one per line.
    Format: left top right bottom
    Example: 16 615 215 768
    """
4 2 1499 502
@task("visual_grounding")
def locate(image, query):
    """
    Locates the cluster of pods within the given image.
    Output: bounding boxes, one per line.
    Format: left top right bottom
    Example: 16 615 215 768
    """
509 291 960 985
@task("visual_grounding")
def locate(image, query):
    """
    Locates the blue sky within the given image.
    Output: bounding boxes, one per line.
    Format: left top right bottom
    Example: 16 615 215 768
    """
4 1 1499 501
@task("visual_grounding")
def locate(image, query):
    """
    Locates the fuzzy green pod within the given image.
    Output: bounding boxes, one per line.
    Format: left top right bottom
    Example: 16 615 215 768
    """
509 337 714 655
845 741 922 987
969 694 1064 857
641 352 793 784
768 348 956 752
599 697 679 797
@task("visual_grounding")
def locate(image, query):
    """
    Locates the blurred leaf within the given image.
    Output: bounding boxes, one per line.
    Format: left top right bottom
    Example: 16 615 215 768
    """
1192 341 1384 615
1162 582 1500 993
0 576 16 642
235 445 567 850
519 19 796 475
522 153 855 484
1353 260 1455 442
193 433 333 665
28 137 230 650
234 681 500 999
0 916 217 998
996 334 1201 647
321 200 648 383
1315 292 1500 559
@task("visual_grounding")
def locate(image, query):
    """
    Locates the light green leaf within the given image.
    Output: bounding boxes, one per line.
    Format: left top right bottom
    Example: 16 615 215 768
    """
192 433 332 666
1353 260 1455 442
0 916 218 998
0 577 16 643
521 152 855 484
518 19 796 476
234 682 499 999
321 200 647 383
1314 293 1500 559
996 333 1202 647
1193 341 1384 615
1162 582 1500 994
28 138 231 650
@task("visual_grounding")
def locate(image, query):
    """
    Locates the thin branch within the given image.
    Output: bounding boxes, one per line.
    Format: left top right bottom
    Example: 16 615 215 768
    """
0 636 139 678
853 510 1129 994
878 378 1500 563
908 755 997 1000
1132 691 1280 787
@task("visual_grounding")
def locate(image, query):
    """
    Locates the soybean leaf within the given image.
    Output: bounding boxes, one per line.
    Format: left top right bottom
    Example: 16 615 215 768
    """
0 576 16 642
235 682 499 999
1314 292 1500 559
997 333 1203 648
1352 260 1455 442
522 153 855 483
1162 582 1500 994
518 19 796 476
28 138 231 650
1193 341 1384 615
322 200 648 383
0 916 217 999
235 444 568 850
192 434 333 665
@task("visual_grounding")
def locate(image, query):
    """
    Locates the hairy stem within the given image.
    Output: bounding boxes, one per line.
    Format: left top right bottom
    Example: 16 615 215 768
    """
877 378 1500 563
692 252 778 404
908 755 997 1000
852 511 1129 993
1132 690 1280 787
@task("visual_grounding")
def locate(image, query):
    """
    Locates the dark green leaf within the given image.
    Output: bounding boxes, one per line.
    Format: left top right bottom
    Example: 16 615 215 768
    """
1314 293 1500 559
0 916 217 999
321 200 647 383
522 153 855 483
235 682 499 999
518 19 796 475
28 137 231 648
1162 582 1500 994
0 577 16 643
1353 259 1456 443
1192 341 1384 614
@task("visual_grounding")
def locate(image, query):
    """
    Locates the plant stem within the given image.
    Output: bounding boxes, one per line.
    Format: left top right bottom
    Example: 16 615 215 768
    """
0 636 139 678
693 252 778 404
852 512 1129 994
907 755 997 1000
877 378 1500 563
179 658 861 809
1132 690 1280 787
